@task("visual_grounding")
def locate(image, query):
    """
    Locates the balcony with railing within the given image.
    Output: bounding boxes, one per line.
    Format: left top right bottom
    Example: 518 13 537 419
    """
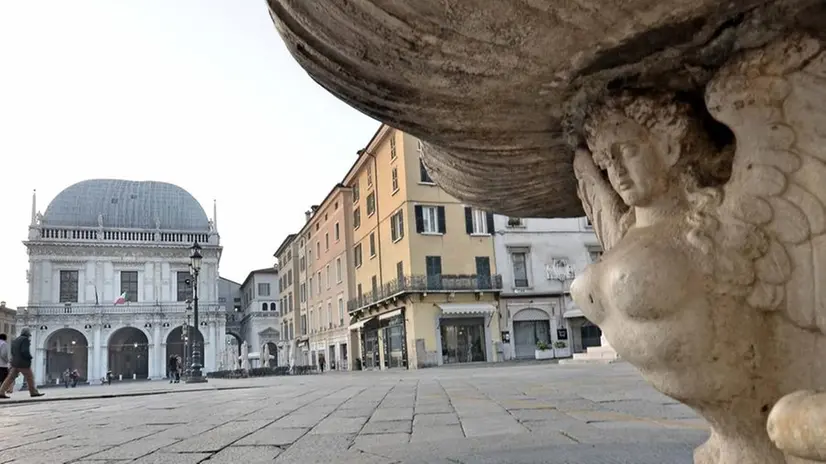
226 312 243 333
18 301 225 317
347 274 502 313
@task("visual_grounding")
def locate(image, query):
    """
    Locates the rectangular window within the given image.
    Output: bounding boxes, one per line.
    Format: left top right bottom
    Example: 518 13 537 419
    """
325 232 329 250
369 232 376 257
317 271 322 294
353 182 360 203
391 167 399 192
299 256 306 271
367 164 373 187
391 209 404 242
390 134 397 159
176 272 191 302
335 222 340 241
357 283 362 299
316 241 320 256
120 271 138 302
425 256 442 289
59 270 79 303
507 217 524 227
301 315 307 335
396 261 404 281
465 207 494 235
371 275 378 295
354 207 361 230
300 283 306 303
288 293 293 312
354 243 363 268
326 265 331 289
366 192 376 217
415 205 445 234
338 297 344 325
512 252 530 288
288 270 293 286
258 283 271 296
336 258 342 283
309 277 314 298
327 301 333 329
420 158 434 183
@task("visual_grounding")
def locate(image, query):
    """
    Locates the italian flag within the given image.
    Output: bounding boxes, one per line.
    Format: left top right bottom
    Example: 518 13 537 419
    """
113 292 127 306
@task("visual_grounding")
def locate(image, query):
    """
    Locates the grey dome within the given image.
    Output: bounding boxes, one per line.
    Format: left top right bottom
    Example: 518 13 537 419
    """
43 179 210 231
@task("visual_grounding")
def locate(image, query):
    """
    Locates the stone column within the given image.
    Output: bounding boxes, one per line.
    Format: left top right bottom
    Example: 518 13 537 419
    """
93 326 102 381
377 328 385 370
207 322 216 372
152 324 161 380
86 344 94 384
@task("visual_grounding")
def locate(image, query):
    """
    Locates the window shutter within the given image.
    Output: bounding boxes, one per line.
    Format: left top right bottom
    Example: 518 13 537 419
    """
398 210 405 239
465 207 473 234
437 206 446 234
414 205 424 233
391 219 398 242
486 212 495 234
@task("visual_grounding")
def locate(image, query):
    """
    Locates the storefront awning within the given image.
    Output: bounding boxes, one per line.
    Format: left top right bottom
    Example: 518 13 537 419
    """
349 316 375 331
438 303 496 316
563 309 584 319
378 309 402 320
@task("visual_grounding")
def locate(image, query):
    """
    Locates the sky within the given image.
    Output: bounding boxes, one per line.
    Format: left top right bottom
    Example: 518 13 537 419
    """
0 1 379 308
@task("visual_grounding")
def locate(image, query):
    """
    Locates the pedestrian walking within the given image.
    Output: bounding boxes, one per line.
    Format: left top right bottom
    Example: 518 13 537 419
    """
0 328 44 398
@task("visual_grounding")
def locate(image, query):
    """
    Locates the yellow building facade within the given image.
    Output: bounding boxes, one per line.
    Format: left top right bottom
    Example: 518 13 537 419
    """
344 125 503 370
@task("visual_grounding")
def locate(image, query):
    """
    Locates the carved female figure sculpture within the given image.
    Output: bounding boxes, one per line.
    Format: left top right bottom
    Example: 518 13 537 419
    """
571 35 826 463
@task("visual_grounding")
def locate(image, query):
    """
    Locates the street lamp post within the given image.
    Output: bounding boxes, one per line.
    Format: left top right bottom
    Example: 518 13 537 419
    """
186 241 207 383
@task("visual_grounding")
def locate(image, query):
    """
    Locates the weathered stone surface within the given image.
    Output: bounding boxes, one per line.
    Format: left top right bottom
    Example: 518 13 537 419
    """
268 0 824 218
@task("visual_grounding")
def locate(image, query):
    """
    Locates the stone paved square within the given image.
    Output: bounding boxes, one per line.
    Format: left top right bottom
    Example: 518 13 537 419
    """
0 363 709 463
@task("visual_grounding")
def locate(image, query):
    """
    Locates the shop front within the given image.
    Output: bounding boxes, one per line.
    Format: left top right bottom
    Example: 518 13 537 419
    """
357 308 408 370
436 303 497 365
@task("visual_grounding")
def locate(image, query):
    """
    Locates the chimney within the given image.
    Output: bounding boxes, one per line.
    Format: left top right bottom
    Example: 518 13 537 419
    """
0 301 5 309
305 210 312 222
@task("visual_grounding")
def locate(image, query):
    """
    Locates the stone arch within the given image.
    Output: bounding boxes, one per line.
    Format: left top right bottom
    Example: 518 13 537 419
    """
107 326 150 380
166 325 206 371
512 307 551 321
43 328 89 384
264 342 278 367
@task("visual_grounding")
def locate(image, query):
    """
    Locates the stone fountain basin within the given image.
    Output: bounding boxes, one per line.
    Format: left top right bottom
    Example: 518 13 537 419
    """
268 0 823 217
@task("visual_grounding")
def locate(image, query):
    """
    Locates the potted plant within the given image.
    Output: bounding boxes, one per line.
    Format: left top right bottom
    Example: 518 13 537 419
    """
535 341 554 360
553 340 571 358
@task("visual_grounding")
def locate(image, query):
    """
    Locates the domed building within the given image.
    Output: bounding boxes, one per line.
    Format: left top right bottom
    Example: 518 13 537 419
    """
19 179 224 385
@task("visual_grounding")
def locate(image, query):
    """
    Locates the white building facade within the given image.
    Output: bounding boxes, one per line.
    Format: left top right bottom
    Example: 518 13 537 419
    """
19 179 225 386
237 268 282 367
493 215 602 360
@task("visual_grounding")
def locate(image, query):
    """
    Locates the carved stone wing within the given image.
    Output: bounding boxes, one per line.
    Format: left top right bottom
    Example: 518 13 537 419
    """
706 34 826 333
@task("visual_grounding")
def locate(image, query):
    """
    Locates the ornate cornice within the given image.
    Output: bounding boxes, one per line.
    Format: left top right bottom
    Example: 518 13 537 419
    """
26 243 221 260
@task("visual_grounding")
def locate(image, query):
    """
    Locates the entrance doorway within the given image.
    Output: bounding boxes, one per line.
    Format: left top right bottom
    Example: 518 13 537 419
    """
581 321 602 348
440 317 486 364
166 325 205 373
108 327 149 380
265 342 278 367
45 329 88 384
512 308 552 359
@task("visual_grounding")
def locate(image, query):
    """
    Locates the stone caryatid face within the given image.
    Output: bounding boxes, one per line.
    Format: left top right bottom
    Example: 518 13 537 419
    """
268 2 826 462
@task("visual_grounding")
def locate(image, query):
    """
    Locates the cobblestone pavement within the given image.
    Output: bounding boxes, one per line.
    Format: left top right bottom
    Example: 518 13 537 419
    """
0 363 709 463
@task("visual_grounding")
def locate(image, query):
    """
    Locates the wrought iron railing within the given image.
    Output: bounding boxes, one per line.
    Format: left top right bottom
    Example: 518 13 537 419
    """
347 274 501 312
19 302 224 316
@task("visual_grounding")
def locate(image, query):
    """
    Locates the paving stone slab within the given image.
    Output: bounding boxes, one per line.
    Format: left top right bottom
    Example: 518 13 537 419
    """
235 426 308 446
274 432 355 462
311 416 367 434
370 408 413 422
84 436 181 460
131 452 212 463
207 445 283 462
164 420 270 452
412 413 459 426
362 420 412 435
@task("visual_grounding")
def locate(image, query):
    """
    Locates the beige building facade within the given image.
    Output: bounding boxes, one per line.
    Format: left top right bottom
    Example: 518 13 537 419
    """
274 234 303 365
300 185 355 370
345 125 503 370
0 302 16 337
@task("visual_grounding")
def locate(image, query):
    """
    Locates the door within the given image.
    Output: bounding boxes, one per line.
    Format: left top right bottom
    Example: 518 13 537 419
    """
513 321 551 359
426 256 442 290
475 257 491 289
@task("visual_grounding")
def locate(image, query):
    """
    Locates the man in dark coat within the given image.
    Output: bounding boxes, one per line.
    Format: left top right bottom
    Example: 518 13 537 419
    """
0 328 44 398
